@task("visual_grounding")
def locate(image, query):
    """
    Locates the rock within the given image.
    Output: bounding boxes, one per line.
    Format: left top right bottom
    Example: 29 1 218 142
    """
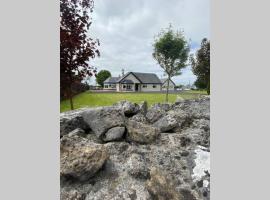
138 101 148 115
146 108 166 124
103 126 125 142
67 128 86 137
82 107 125 139
60 189 86 200
146 103 172 123
130 113 148 123
126 120 159 144
146 168 184 200
153 103 172 111
104 141 130 156
126 153 149 179
60 116 90 137
60 135 108 181
154 114 178 132
60 98 210 200
172 98 210 120
191 118 210 132
179 188 199 200
113 100 140 117
181 127 210 148
180 135 192 147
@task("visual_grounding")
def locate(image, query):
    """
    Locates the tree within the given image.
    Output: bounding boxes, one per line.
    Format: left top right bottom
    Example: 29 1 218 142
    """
60 0 100 110
96 70 111 87
190 38 210 94
194 77 207 90
153 25 190 102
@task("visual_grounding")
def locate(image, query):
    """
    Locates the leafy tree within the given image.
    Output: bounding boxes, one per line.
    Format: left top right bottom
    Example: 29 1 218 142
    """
96 70 111 87
153 25 190 102
190 38 210 94
60 0 100 110
194 77 207 90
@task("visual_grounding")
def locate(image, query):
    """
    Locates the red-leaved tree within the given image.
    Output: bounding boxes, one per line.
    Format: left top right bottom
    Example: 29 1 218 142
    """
60 0 100 110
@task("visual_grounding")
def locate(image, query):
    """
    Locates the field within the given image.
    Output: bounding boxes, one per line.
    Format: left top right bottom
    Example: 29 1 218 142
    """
60 90 207 112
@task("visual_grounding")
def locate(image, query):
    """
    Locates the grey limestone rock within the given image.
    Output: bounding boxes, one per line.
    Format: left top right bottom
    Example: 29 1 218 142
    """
82 107 125 139
126 120 159 144
60 135 108 181
103 126 125 142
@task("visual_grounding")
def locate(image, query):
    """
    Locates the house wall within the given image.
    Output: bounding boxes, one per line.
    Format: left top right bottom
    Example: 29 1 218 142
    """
141 84 161 92
116 73 141 92
116 73 164 92
116 83 120 92
122 73 141 83
104 83 116 90
162 80 175 91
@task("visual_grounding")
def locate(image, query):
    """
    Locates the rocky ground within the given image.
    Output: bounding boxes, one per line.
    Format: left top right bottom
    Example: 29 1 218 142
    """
60 97 210 200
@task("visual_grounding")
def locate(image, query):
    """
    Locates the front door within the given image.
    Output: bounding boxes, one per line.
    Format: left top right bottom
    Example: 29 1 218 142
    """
135 84 139 91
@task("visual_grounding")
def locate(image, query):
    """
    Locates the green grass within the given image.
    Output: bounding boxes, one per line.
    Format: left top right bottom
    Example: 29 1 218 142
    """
60 90 207 112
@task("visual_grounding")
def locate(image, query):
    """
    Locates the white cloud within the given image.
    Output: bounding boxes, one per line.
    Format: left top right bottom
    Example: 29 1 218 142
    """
87 0 209 85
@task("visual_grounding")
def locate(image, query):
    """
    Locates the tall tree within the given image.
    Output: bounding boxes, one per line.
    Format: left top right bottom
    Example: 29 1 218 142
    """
153 25 190 102
96 70 111 87
60 0 100 110
190 38 210 94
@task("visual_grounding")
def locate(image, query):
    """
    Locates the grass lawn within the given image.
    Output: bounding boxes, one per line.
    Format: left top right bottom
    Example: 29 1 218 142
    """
60 90 207 112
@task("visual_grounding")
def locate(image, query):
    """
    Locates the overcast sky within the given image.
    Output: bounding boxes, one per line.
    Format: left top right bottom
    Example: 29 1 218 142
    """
88 0 209 85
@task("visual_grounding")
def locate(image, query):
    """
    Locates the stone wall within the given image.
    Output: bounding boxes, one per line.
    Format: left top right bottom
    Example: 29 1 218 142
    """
60 97 210 200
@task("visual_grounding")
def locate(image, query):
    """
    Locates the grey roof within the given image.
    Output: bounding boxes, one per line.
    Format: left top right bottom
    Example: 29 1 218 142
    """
104 77 120 84
118 72 162 84
121 79 134 84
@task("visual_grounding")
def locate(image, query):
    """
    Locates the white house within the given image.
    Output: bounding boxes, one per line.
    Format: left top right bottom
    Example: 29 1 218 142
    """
103 72 163 92
160 78 176 91
103 77 119 90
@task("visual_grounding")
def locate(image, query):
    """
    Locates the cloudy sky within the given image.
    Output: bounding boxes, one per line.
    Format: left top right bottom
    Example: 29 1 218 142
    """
88 0 209 85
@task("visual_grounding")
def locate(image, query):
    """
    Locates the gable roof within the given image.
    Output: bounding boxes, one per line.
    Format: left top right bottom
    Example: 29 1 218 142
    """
118 72 162 84
160 78 176 86
104 77 120 84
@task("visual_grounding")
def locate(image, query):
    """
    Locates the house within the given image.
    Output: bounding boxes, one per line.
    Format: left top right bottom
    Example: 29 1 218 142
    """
116 72 162 92
160 78 176 91
103 72 164 92
103 77 119 90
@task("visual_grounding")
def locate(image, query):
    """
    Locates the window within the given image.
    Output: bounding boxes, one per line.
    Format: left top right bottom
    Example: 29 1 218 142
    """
104 85 108 88
153 85 156 88
143 84 147 88
123 85 126 88
127 85 131 89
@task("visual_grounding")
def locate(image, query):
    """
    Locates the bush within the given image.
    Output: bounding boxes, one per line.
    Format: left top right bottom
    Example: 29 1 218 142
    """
61 81 89 101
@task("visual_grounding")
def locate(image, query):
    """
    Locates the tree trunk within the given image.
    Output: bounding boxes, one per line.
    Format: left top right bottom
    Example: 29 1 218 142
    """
206 75 210 95
165 76 170 102
68 84 74 110
69 96 74 110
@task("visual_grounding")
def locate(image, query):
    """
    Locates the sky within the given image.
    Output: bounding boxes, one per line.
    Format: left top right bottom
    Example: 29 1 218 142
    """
87 0 209 85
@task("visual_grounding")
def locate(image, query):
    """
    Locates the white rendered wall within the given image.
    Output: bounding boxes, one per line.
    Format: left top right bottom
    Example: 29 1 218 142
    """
161 80 175 91
141 84 161 92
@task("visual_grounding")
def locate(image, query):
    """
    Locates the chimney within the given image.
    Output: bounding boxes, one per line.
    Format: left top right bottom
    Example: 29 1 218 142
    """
121 69 125 76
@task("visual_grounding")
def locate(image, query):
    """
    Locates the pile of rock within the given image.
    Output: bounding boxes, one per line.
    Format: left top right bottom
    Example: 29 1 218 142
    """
60 97 210 200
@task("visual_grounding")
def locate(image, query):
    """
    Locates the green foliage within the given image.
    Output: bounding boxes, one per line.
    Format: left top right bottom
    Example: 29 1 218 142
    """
153 25 190 101
60 90 207 112
194 77 207 89
176 84 184 89
190 38 210 94
96 70 111 87
60 0 99 110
